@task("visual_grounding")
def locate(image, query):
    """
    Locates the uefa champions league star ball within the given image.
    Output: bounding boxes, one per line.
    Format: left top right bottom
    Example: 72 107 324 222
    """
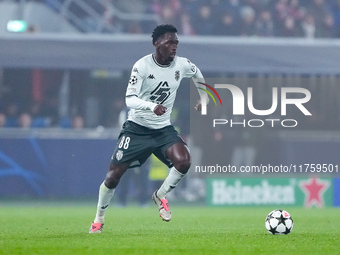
265 209 293 235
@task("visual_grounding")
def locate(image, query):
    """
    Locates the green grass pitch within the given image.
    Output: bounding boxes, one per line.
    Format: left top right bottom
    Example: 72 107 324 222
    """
0 202 339 255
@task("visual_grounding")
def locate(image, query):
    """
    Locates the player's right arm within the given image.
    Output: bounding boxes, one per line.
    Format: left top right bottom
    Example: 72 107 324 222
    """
125 61 160 113
153 104 167 116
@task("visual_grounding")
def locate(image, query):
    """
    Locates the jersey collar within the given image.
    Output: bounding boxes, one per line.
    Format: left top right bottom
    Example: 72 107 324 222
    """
152 54 173 68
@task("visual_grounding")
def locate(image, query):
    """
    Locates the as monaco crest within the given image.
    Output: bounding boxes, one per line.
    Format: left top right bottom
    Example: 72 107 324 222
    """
175 70 180 81
116 150 123 161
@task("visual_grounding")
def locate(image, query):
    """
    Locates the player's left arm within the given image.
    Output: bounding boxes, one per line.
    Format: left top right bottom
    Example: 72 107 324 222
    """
183 58 209 112
192 67 209 112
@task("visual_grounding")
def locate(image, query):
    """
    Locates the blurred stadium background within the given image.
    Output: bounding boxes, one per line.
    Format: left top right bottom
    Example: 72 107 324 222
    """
0 0 339 208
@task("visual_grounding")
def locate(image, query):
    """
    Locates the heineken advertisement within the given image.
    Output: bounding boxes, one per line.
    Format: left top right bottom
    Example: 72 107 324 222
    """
206 178 333 207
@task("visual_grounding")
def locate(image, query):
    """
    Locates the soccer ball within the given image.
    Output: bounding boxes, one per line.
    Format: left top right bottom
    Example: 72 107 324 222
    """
265 209 293 235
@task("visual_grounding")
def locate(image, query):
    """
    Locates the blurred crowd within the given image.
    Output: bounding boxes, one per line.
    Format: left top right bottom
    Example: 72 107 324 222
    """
71 0 340 38
0 69 86 129
0 108 85 129
1 0 340 129
24 0 340 38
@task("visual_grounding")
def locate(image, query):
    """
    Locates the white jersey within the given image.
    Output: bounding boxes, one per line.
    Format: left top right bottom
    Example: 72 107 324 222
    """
125 54 203 129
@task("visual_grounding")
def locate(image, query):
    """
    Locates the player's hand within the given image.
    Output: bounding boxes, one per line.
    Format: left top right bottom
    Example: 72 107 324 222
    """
154 104 167 116
195 99 202 111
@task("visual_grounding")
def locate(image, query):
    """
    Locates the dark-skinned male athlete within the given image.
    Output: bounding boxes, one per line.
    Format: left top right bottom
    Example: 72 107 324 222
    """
89 24 208 233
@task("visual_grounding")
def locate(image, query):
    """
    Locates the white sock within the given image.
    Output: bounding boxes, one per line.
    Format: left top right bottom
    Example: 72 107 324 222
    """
94 182 115 224
157 167 185 199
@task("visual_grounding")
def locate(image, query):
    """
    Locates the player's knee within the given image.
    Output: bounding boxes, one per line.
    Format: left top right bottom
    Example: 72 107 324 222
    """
104 171 120 189
104 164 125 189
174 156 191 174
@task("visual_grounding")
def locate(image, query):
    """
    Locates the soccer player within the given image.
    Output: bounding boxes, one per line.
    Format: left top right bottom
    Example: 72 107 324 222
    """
89 24 208 233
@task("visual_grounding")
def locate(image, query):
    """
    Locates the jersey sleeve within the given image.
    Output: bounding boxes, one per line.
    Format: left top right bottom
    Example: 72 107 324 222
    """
125 58 158 112
182 58 198 79
126 60 145 98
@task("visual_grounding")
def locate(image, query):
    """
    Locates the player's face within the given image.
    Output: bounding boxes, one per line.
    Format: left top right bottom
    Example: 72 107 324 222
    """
156 32 179 64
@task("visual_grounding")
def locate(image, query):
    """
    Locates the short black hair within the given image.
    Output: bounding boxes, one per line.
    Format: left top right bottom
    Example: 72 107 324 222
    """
152 24 178 44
